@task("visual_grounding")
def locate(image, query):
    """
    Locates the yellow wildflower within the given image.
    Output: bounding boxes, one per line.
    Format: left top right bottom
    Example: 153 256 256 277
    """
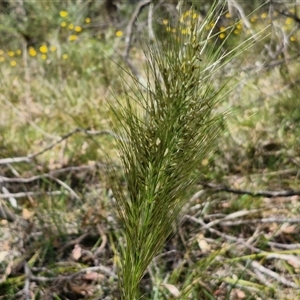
16 49 21 55
68 24 74 30
250 16 257 23
261 12 267 19
41 54 47 60
192 13 197 19
207 22 215 30
85 18 91 24
236 23 242 30
50 46 57 52
62 54 68 60
219 33 226 39
162 19 168 25
202 158 209 166
8 51 15 57
225 13 231 18
61 21 67 27
29 47 37 57
220 26 226 32
0 56 4 62
60 11 68 18
10 60 17 67
290 36 296 42
69 35 78 41
75 26 82 32
115 30 123 37
39 45 48 54
285 18 293 25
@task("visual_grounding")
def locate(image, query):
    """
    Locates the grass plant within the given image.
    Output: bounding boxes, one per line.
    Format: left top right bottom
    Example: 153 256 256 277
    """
108 2 265 299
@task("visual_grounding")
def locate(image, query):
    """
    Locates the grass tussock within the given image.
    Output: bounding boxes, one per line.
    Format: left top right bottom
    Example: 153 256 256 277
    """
108 3 268 299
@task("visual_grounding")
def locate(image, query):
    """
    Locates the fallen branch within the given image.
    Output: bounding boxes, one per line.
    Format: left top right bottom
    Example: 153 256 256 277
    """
220 217 300 226
28 265 117 282
23 264 31 300
268 242 300 250
0 199 29 227
0 190 62 199
0 128 120 165
123 0 151 59
251 261 300 289
0 163 104 184
200 182 300 198
0 173 79 200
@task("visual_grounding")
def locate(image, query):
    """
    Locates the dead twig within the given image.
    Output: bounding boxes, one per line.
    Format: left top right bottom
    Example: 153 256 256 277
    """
0 163 105 202
0 198 30 227
0 199 17 222
59 232 90 256
94 224 108 257
123 0 151 59
0 128 121 165
268 242 300 250
23 263 31 300
250 261 300 289
29 265 117 282
242 53 300 72
227 0 251 29
2 186 18 208
147 2 155 41
0 191 63 199
200 209 261 229
185 215 248 243
220 217 300 226
200 182 300 198
46 175 80 200
0 163 105 184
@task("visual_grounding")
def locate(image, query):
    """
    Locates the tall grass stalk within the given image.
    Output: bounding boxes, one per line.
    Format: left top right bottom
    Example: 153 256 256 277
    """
108 2 262 299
